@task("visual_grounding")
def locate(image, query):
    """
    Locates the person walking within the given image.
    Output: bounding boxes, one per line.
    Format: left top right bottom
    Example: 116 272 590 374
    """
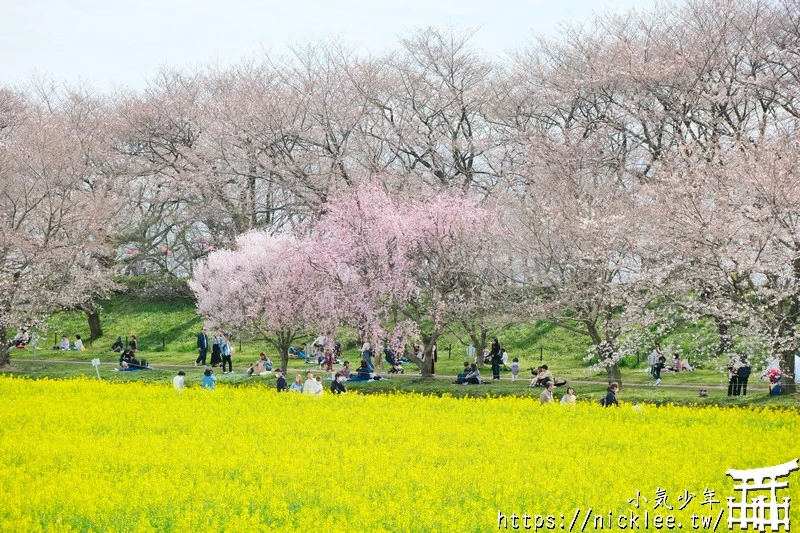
490 337 501 380
210 331 223 367
220 334 233 374
195 327 209 367
602 383 619 407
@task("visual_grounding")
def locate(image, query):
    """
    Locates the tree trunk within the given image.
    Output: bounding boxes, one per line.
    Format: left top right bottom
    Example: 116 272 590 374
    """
779 350 796 395
607 363 622 388
86 309 103 340
269 329 295 374
469 326 488 368
781 257 800 395
279 346 290 374
716 319 732 355
0 326 9 367
586 321 622 388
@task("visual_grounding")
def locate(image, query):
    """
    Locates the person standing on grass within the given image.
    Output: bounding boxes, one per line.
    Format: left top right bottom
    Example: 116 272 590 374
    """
173 370 186 392
490 337 501 380
275 368 288 392
302 371 317 395
737 358 751 396
649 342 663 385
289 374 304 392
210 331 223 367
129 334 138 352
220 334 233 374
602 383 619 407
195 327 208 367
540 382 555 404
727 356 741 397
511 358 520 382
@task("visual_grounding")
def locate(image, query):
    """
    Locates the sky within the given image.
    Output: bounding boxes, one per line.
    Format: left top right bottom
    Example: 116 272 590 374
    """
1 0 660 93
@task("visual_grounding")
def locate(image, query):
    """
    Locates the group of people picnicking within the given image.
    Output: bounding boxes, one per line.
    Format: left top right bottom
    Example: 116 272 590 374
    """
647 342 695 386
157 328 788 399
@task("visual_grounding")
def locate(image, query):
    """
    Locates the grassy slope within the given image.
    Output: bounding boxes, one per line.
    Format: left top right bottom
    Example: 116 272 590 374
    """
4 292 796 407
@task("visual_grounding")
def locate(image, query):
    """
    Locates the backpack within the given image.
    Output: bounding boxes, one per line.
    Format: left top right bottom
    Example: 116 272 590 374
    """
600 397 607 407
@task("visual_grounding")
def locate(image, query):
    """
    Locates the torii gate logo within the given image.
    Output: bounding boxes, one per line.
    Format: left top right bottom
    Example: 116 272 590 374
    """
726 459 798 532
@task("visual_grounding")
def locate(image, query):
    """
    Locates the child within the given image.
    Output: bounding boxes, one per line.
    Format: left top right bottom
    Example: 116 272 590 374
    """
173 370 186 392
511 358 520 381
202 368 216 390
315 376 324 396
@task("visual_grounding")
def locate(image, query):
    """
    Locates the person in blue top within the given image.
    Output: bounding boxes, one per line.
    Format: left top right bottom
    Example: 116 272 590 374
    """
202 368 216 390
195 327 208 367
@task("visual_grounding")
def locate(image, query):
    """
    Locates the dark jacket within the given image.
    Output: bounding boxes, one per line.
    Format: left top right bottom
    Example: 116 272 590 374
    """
276 375 288 392
603 389 618 407
197 332 208 350
330 380 347 394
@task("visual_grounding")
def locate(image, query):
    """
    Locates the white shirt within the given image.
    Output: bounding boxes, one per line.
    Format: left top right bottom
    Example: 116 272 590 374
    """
303 378 317 395
74 339 84 351
173 375 184 391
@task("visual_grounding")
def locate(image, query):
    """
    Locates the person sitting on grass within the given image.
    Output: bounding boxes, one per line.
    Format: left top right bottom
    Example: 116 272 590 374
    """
111 336 123 352
355 360 372 381
72 335 84 351
530 365 554 387
464 363 482 385
339 361 351 380
248 353 272 375
453 362 471 384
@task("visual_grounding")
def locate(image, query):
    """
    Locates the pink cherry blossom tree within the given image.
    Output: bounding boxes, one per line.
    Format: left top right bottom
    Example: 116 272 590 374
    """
190 231 336 372
307 180 500 376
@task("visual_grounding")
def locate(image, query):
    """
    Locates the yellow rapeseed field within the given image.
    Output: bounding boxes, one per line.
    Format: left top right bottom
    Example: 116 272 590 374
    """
0 376 797 532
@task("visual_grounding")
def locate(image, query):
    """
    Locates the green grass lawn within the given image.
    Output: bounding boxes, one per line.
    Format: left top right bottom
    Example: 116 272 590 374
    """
4 289 796 408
